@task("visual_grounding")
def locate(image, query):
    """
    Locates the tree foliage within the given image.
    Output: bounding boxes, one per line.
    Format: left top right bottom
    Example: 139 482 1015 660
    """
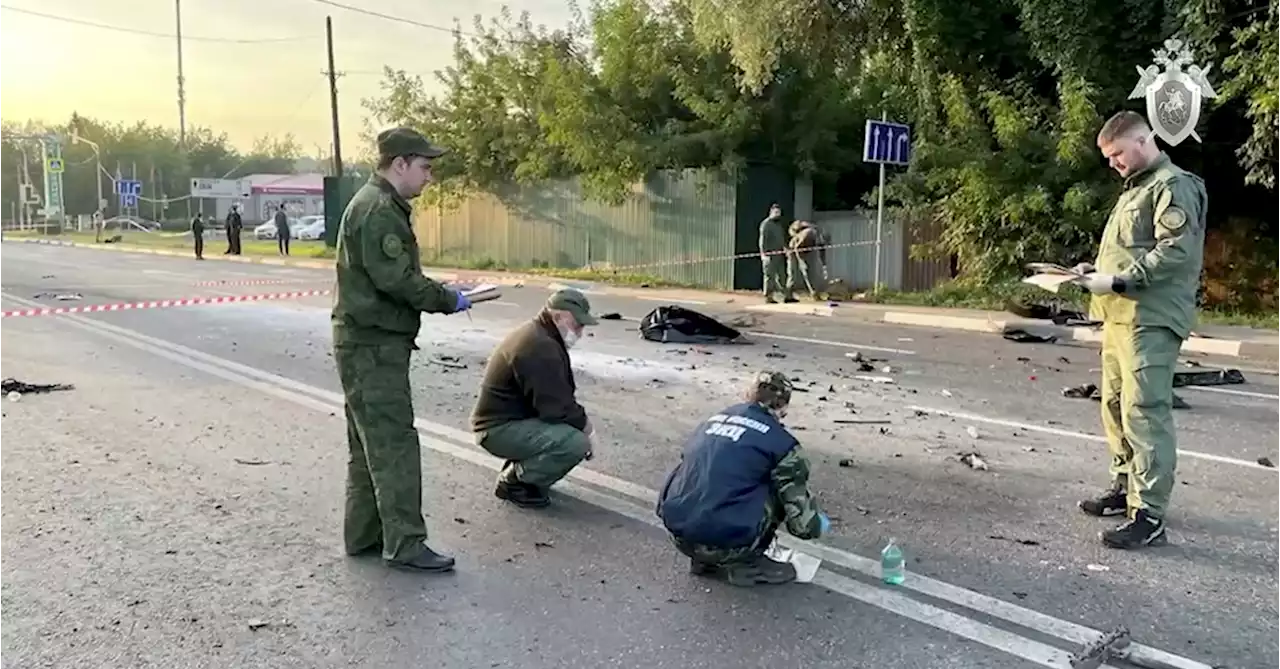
362 0 1274 285
1 115 307 221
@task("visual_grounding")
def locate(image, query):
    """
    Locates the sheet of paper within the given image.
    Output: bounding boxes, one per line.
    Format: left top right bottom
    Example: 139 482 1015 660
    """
764 541 823 583
1021 273 1079 293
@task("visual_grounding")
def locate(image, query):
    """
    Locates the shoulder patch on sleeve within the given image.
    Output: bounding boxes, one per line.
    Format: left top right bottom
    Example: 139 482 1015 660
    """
1159 206 1188 230
380 234 404 259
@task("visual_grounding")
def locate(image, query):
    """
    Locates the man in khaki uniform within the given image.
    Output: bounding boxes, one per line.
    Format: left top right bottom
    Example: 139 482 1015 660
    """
758 204 794 304
1074 111 1207 550
333 127 472 572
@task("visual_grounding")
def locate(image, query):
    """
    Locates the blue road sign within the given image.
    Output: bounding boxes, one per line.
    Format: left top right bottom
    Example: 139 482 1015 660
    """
116 179 142 208
863 120 912 166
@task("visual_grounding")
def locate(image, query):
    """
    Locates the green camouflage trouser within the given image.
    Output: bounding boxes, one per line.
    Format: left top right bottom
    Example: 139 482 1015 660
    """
335 341 429 562
762 255 791 299
476 418 591 489
1100 324 1182 518
788 249 826 298
670 498 782 567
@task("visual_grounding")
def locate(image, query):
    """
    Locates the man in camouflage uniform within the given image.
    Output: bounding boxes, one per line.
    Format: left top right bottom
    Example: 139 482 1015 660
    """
656 371 831 586
332 126 473 572
787 220 830 300
759 204 795 304
1074 111 1208 550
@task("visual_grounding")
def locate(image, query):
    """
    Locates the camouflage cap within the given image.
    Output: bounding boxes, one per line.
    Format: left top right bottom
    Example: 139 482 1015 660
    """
546 288 598 326
747 370 793 409
376 126 447 161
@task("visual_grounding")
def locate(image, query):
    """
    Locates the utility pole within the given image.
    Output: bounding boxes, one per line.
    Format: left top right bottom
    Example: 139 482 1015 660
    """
326 16 344 179
176 0 187 146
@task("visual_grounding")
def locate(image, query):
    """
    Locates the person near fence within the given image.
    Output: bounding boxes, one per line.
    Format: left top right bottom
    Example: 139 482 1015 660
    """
787 220 830 300
759 204 796 304
332 126 470 573
470 289 598 509
656 371 830 586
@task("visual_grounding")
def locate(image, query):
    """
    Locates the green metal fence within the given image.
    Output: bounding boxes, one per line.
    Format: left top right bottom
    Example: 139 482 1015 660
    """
413 169 739 289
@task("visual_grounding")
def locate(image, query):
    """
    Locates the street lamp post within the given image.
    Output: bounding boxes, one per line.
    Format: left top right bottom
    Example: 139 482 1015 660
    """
71 130 105 242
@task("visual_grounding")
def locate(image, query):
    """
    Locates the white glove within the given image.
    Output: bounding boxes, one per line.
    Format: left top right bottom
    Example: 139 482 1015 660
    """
1071 263 1095 275
1077 273 1119 295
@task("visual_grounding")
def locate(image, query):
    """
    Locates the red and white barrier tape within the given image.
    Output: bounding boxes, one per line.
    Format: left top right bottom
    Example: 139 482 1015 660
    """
1 290 331 318
193 278 326 287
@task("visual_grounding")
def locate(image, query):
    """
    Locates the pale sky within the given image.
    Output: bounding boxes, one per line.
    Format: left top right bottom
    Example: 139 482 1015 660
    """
0 0 575 156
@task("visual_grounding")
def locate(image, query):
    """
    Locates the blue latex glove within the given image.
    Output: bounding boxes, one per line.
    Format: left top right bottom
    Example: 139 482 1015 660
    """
818 512 831 534
453 290 472 313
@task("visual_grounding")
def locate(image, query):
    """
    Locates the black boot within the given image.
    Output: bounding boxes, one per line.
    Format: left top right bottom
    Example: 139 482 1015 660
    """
495 480 550 508
388 545 456 572
1078 478 1128 517
689 558 720 576
1100 509 1167 549
725 554 797 587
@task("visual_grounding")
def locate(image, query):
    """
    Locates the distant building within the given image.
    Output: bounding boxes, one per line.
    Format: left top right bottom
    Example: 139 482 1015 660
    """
211 173 325 223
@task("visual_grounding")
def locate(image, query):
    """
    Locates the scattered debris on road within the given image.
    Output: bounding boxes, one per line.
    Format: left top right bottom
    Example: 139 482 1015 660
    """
428 355 467 370
1002 329 1058 344
1068 625 1129 669
1085 563 1110 572
233 457 271 466
854 375 895 384
599 312 623 320
940 389 953 398
1062 383 1190 409
837 458 856 467
247 619 271 631
1257 457 1275 468
958 452 989 471
2 378 75 395
833 419 891 425
1173 368 1246 387
966 426 981 440
987 534 1041 546
765 351 787 358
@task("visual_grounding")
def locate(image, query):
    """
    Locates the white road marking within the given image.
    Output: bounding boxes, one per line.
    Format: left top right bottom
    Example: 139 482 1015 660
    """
908 405 1277 472
2 291 1212 669
751 331 917 355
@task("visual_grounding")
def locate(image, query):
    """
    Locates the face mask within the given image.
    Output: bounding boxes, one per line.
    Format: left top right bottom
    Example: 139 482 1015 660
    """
561 329 580 349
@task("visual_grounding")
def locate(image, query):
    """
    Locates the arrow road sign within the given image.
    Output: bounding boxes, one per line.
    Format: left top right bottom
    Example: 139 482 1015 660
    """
116 179 142 208
863 120 912 166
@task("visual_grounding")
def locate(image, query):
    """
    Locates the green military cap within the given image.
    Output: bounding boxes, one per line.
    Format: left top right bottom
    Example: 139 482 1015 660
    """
376 126 447 161
546 288 598 326
749 370 794 406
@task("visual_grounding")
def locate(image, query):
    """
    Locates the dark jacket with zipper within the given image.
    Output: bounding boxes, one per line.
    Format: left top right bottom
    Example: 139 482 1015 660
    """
470 310 588 433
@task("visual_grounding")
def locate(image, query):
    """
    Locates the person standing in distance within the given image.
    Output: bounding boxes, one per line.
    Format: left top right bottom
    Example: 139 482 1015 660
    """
332 126 473 572
1074 111 1207 550
759 204 795 304
190 212 205 260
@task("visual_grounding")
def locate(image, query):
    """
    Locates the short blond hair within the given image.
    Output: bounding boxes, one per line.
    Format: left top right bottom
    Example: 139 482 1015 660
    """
1098 111 1150 142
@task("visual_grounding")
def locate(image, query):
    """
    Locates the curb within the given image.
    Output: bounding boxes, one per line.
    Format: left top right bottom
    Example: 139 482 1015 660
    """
9 236 1274 362
883 309 1275 361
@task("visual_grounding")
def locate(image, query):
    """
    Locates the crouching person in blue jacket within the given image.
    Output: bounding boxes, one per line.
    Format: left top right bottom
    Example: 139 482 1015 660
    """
656 371 830 586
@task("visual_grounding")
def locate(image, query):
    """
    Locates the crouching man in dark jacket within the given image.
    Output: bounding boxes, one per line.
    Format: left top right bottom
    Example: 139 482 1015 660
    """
657 371 830 586
470 289 598 508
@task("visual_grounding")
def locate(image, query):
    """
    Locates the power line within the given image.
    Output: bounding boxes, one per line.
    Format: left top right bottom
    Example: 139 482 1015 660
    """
306 0 566 46
306 0 458 36
0 5 319 44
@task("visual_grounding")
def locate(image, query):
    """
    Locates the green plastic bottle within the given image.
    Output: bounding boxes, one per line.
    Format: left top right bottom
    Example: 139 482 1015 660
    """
881 538 905 585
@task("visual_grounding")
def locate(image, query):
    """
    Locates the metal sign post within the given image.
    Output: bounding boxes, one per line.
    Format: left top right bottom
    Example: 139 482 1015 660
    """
862 114 912 292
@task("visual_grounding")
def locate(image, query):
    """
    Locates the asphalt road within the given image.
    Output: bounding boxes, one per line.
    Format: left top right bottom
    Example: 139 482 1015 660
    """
2 242 1276 669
